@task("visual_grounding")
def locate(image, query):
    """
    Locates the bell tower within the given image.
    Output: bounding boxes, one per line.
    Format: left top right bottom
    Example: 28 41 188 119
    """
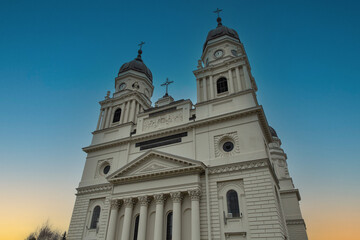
194 11 258 120
95 44 154 131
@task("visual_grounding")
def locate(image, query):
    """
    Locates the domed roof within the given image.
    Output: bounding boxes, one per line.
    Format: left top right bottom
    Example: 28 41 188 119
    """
203 17 240 52
118 50 153 81
269 126 278 138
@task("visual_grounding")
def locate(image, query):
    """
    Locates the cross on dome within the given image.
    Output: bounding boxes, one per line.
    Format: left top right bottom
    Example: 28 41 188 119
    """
213 8 223 26
161 78 174 97
138 41 145 50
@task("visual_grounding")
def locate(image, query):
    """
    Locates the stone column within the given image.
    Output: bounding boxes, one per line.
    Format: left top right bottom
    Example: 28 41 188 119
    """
106 200 121 240
105 106 113 128
101 107 108 129
123 101 129 123
153 194 165 240
121 198 134 240
119 103 125 124
96 109 102 130
228 69 234 93
170 192 182 240
138 196 150 240
243 65 252 89
235 67 242 91
209 75 214 99
129 100 136 123
188 189 201 240
202 78 207 101
196 79 201 103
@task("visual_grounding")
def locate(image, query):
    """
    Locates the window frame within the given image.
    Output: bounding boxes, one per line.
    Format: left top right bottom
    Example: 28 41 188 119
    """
90 205 101 229
216 77 228 94
166 211 173 240
112 108 122 123
226 189 240 218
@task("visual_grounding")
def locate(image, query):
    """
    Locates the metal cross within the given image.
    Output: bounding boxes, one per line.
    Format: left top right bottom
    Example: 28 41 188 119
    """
213 8 222 18
161 78 174 96
138 41 145 50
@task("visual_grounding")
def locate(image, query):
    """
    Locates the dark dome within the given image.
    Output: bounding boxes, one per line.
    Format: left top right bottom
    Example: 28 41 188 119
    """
269 126 278 138
118 50 153 81
203 18 240 52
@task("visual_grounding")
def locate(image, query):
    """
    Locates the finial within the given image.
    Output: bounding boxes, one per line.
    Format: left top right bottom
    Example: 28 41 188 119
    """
137 41 145 59
213 8 222 26
161 78 174 97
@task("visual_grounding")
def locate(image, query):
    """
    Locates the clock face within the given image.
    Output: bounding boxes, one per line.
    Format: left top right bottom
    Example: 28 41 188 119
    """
214 50 224 58
119 83 126 91
231 49 238 56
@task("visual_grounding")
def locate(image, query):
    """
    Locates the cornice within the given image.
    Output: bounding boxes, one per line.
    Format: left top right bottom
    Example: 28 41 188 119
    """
280 189 301 201
83 105 273 153
194 55 246 75
286 218 306 227
99 91 152 109
209 158 279 186
76 183 112 195
92 121 134 134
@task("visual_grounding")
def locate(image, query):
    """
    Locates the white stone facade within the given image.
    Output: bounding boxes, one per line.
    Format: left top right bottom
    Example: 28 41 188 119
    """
67 18 308 240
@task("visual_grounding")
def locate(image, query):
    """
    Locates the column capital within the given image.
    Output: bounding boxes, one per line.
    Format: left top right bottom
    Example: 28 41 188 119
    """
188 188 201 201
170 192 183 203
154 194 166 204
110 200 121 210
138 195 151 206
123 197 135 208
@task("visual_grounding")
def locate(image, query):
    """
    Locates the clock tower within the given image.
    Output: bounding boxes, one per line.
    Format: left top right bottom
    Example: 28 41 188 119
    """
94 48 154 135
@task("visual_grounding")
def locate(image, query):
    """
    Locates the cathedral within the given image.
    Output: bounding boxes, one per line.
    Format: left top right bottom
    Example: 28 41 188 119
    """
67 12 308 240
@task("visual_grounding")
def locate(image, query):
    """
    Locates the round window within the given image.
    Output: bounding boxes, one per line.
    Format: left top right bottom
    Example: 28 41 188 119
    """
103 165 110 175
223 141 234 152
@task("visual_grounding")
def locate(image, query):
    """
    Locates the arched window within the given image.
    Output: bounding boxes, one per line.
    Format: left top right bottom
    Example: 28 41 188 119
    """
226 190 240 217
133 215 140 240
90 206 101 229
217 77 228 94
113 108 121 123
166 211 173 240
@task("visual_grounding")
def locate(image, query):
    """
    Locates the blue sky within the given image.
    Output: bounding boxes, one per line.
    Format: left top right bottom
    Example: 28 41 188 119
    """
0 0 359 239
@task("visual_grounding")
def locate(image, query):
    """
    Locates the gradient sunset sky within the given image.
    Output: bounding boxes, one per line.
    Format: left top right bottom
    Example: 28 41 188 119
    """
1 0 359 239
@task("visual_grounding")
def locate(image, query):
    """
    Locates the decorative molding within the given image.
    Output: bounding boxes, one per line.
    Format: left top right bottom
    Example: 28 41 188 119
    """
110 200 121 210
214 131 240 158
153 194 166 204
170 192 183 203
280 189 301 201
123 198 135 208
208 159 268 174
76 184 112 195
188 188 201 201
286 219 306 226
138 196 151 206
95 158 113 178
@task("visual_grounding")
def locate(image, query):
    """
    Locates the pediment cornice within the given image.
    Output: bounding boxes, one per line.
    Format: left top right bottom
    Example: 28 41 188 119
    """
107 150 205 185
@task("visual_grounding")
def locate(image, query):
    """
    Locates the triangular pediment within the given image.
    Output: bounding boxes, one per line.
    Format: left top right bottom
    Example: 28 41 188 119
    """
107 150 205 184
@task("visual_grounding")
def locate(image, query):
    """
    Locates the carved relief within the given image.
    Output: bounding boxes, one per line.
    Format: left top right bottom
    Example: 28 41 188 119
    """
188 188 201 201
142 110 183 132
214 132 240 158
110 200 121 210
170 192 183 203
154 194 166 204
138 196 151 206
123 198 135 208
